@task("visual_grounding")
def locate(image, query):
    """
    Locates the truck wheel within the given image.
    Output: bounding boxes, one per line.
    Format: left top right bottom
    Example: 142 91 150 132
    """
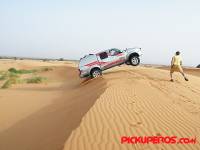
91 69 102 78
130 56 140 66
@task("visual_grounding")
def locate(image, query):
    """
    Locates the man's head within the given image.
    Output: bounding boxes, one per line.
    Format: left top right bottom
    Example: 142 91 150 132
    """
176 51 180 55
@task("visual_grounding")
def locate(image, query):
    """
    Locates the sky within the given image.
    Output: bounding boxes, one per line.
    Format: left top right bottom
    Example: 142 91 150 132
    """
0 0 200 66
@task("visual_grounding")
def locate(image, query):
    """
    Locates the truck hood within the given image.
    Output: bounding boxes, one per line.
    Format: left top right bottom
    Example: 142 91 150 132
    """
124 47 142 56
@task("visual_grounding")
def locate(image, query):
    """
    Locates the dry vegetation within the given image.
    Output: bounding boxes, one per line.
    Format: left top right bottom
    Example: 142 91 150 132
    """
0 67 52 89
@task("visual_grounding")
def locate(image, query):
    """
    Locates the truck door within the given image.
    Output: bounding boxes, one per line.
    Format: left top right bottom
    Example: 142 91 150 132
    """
97 51 110 70
97 49 126 70
106 49 126 68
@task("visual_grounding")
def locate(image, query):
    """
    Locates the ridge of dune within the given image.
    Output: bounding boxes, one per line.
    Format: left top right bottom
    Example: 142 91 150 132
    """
64 66 200 150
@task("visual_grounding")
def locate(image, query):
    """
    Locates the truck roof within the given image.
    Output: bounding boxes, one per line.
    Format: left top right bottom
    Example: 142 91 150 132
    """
79 54 98 67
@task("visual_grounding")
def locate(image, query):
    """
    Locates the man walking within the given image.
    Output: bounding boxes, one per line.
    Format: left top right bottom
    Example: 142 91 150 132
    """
170 51 189 82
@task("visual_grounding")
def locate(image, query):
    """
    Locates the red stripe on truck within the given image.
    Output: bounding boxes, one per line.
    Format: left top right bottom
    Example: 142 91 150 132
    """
116 53 123 56
85 61 99 67
85 61 107 67
85 59 124 67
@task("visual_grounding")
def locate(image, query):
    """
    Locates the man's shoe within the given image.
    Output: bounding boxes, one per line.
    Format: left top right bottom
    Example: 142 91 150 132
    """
185 78 189 81
170 79 174 82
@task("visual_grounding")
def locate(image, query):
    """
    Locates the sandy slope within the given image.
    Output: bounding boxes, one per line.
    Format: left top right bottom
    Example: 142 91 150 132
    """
0 60 106 150
0 60 76 132
64 66 200 150
0 60 200 150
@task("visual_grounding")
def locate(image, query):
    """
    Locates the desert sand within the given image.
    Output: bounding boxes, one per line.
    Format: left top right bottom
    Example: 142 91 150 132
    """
0 60 200 150
157 66 200 78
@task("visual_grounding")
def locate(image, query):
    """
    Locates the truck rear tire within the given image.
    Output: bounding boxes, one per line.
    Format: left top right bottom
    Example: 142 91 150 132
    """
130 56 140 66
91 68 102 78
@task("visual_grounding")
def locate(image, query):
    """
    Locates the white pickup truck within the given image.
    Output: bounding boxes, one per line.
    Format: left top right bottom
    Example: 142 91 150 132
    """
78 48 142 78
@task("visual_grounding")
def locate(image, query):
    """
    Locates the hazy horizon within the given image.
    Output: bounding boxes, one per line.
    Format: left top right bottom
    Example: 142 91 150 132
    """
0 0 200 67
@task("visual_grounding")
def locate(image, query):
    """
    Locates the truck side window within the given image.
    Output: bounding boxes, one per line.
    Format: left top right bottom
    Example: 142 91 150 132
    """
109 49 122 56
99 52 108 59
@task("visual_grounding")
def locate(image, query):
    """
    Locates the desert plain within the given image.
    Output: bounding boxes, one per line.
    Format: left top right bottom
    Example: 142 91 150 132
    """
0 59 200 150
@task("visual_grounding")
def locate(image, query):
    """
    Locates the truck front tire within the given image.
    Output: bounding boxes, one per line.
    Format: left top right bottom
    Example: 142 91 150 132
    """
91 68 102 78
130 56 140 66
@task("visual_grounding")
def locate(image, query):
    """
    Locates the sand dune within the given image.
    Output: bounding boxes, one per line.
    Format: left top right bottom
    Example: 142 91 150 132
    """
64 66 200 150
0 60 200 150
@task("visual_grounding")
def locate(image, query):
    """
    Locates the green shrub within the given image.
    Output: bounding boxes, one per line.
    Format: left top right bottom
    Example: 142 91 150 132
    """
0 70 22 81
1 77 20 89
8 68 18 73
8 68 37 74
26 76 46 83
8 72 19 78
1 68 48 89
0 74 8 80
17 69 37 74
1 80 12 88
40 67 53 72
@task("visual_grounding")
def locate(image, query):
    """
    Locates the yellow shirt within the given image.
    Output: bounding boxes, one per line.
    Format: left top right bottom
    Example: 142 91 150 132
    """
172 55 182 66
